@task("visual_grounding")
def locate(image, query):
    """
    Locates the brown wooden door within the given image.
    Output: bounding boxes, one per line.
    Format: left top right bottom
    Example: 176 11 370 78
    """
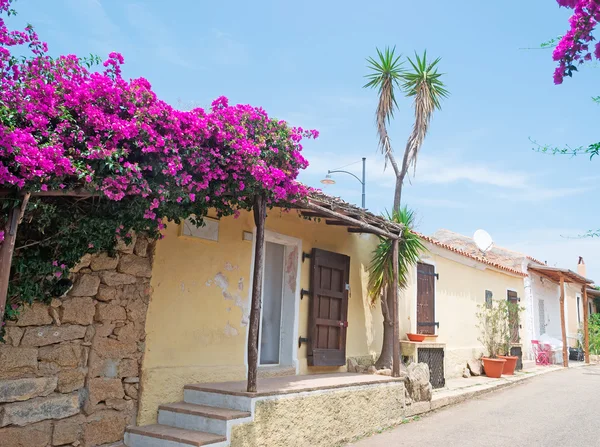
507 290 519 343
308 248 350 366
417 262 436 335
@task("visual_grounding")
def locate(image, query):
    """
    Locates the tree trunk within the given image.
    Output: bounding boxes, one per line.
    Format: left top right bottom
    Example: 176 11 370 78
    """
393 175 403 212
375 287 395 369
247 195 266 392
0 193 31 324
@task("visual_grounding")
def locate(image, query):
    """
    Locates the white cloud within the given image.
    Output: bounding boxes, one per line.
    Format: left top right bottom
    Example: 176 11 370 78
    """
505 228 600 282
303 150 593 202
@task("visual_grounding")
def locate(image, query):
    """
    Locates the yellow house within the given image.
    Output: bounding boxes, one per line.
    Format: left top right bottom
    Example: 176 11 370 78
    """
399 232 527 381
130 194 410 447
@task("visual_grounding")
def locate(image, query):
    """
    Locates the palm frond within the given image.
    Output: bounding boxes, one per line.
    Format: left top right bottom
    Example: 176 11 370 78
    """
400 51 449 177
363 46 404 161
367 207 426 306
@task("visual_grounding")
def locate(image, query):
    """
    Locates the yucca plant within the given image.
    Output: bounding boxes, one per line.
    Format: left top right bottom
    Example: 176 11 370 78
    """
368 207 425 369
397 51 449 206
364 49 448 211
363 47 404 162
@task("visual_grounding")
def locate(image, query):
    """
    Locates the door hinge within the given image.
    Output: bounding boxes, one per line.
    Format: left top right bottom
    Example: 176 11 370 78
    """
418 270 439 280
298 337 309 347
300 289 310 299
302 252 311 262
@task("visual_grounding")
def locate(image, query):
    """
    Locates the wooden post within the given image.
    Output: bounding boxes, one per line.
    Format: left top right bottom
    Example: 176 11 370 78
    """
0 193 30 324
559 275 568 367
583 285 590 364
247 195 266 393
392 237 400 377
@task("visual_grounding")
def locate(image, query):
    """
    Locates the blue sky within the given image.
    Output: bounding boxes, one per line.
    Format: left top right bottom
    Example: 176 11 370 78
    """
11 0 600 279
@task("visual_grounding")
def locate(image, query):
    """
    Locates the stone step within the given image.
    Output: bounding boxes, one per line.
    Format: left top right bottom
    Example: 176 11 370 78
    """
158 402 252 435
183 387 253 412
125 424 228 447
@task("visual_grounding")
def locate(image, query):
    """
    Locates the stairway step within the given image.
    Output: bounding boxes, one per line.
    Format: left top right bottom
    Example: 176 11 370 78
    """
125 424 226 447
159 402 250 420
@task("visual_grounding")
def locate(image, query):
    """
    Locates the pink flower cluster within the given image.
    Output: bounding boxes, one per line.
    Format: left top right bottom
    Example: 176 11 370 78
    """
0 0 316 237
553 0 600 84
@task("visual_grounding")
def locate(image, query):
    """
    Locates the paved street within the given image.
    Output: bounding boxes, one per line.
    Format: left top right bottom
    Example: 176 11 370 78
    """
350 365 600 447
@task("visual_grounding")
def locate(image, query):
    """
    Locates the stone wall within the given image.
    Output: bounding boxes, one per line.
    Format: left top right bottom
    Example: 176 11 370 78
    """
0 235 153 447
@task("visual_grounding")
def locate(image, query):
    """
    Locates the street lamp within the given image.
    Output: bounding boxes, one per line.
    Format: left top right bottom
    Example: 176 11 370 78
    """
320 157 366 208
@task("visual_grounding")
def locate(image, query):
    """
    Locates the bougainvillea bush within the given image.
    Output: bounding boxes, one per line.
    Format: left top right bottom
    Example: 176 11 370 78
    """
0 0 316 323
552 0 600 84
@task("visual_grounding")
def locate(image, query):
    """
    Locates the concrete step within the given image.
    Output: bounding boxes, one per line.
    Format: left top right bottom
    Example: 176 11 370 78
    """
158 402 251 435
183 386 253 412
125 424 228 447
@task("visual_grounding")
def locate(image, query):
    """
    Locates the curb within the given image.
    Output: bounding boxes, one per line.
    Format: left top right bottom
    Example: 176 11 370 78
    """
405 364 591 418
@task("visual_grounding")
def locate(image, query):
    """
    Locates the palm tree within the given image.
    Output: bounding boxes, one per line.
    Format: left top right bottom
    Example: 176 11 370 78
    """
364 49 447 369
363 47 404 184
368 207 425 369
396 51 449 207
364 49 448 210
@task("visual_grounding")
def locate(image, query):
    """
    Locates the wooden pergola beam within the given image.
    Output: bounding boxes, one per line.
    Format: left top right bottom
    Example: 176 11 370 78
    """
347 228 378 235
392 238 400 378
0 188 95 198
325 220 351 226
0 193 31 323
559 275 568 367
299 211 324 218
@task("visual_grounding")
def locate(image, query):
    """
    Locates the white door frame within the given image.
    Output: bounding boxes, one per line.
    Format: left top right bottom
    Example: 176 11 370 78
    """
244 228 302 374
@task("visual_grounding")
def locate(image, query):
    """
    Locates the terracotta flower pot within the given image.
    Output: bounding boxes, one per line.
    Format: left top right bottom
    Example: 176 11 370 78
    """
406 333 426 342
482 357 506 378
497 355 518 375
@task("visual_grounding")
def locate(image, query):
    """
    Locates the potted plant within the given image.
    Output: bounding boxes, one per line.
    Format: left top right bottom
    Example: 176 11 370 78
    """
497 300 522 375
476 302 506 378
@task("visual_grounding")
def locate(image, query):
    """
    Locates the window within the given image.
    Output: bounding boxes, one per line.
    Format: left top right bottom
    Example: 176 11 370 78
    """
485 290 493 309
577 295 582 323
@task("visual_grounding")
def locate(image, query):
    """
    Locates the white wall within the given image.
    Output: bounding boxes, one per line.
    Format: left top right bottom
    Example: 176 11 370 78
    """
530 272 562 342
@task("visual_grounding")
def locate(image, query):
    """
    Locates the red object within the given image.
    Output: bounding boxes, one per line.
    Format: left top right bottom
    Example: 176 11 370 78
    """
482 357 506 378
532 340 552 366
497 355 518 375
407 333 426 342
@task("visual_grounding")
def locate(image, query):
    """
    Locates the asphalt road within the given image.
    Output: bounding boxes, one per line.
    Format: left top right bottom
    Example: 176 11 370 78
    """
350 365 600 447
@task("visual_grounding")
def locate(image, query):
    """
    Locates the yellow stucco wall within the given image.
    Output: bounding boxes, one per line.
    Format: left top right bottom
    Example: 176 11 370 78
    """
399 245 526 378
139 209 383 424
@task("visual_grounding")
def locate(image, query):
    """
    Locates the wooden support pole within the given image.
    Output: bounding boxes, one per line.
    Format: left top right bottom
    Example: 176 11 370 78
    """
559 275 568 367
392 237 400 378
247 195 266 393
0 193 30 324
583 285 590 364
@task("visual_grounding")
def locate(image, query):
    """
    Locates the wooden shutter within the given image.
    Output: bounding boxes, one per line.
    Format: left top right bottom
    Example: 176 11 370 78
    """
507 290 519 343
307 248 350 367
417 262 436 335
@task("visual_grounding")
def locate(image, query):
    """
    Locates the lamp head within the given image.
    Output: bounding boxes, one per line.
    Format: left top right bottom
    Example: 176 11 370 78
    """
320 173 336 185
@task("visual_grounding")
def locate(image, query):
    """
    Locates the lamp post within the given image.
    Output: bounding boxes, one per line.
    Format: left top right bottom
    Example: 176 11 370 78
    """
320 157 366 208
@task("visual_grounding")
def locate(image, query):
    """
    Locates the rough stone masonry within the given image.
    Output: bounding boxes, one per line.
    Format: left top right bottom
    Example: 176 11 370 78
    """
0 234 154 447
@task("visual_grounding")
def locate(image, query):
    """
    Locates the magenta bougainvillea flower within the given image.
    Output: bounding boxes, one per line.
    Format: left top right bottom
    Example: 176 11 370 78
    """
552 0 600 84
0 0 317 244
